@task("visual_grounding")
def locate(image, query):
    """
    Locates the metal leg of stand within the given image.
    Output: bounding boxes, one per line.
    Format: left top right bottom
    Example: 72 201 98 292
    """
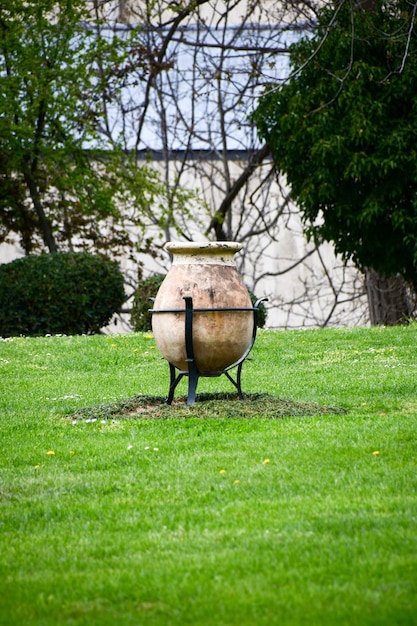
186 362 199 406
184 296 200 406
236 361 244 399
224 361 244 399
167 362 185 405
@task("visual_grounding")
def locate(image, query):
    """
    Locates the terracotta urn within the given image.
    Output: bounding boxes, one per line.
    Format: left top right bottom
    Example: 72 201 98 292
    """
151 241 253 375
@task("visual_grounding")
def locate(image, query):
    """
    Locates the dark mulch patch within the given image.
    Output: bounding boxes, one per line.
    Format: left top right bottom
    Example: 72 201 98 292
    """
70 392 347 421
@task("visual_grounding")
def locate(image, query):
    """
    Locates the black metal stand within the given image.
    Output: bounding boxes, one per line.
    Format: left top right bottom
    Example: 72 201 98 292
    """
151 296 267 405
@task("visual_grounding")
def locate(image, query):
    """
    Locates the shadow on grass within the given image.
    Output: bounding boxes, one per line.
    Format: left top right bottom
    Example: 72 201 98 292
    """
70 393 348 421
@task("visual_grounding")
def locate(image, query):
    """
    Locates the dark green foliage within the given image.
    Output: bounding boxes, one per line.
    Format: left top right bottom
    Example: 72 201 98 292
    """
254 0 417 289
130 273 268 332
251 292 267 329
0 252 126 336
131 273 165 332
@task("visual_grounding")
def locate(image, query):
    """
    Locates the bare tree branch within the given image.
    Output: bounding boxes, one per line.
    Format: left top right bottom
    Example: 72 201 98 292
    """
205 144 270 240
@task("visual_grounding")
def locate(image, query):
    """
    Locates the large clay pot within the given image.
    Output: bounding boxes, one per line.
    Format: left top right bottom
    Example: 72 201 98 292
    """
151 242 253 375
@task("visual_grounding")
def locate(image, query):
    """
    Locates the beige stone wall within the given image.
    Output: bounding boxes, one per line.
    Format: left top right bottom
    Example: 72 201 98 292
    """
85 0 317 25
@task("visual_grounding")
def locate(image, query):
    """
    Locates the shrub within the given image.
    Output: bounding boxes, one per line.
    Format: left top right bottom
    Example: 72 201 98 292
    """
251 292 268 329
131 273 165 332
131 273 267 332
0 252 126 337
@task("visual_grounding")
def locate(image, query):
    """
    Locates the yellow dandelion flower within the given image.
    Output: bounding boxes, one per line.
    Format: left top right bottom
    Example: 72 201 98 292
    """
372 450 380 455
233 479 240 484
263 458 270 464
47 450 55 456
219 469 226 474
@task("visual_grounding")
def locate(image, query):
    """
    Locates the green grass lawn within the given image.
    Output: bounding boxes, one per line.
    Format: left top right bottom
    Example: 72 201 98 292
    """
0 326 416 625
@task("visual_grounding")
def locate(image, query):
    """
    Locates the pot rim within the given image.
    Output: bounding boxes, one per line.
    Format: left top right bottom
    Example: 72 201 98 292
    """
164 241 242 255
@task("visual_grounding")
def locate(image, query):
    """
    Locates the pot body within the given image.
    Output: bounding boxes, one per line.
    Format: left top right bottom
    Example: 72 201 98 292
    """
152 242 253 374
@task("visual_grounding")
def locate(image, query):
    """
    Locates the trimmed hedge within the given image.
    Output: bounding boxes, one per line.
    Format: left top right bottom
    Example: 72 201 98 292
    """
0 252 126 337
131 273 267 332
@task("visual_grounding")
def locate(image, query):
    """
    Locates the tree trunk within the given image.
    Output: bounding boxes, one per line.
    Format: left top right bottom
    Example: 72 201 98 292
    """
23 169 58 253
365 268 415 325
